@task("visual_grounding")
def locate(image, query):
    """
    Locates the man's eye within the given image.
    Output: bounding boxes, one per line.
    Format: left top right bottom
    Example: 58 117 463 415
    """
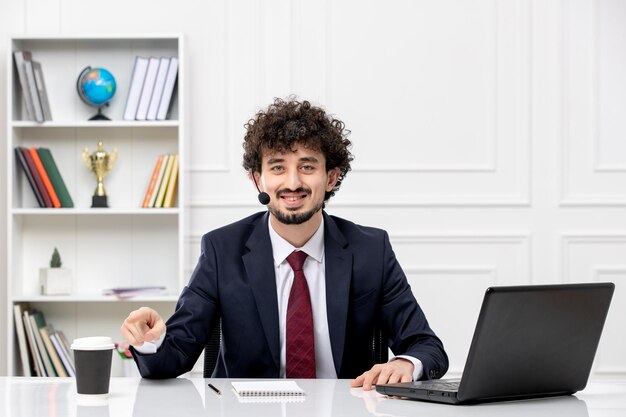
301 165 314 171
270 166 283 172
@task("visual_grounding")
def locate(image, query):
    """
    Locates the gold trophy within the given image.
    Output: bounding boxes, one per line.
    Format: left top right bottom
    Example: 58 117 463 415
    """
82 141 117 208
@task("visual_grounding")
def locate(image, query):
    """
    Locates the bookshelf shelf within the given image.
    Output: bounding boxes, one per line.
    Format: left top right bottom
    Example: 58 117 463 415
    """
12 208 180 216
11 120 180 128
6 34 185 377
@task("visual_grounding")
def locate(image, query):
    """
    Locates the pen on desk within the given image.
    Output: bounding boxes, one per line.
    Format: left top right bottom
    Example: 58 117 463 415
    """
208 383 222 396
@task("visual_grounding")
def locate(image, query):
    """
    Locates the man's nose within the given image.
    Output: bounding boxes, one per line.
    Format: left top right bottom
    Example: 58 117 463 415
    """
285 169 303 190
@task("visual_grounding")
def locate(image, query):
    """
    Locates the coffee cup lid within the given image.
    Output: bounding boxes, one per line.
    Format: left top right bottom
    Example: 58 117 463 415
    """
71 336 115 351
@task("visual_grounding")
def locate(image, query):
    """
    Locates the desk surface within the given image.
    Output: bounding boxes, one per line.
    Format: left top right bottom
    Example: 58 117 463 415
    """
2 377 626 417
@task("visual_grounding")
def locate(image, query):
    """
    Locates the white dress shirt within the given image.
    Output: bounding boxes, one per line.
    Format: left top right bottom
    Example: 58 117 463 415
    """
137 216 423 380
268 216 337 378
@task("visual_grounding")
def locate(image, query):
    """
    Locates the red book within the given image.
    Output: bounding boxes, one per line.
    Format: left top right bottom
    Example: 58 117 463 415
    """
21 147 52 208
29 147 61 208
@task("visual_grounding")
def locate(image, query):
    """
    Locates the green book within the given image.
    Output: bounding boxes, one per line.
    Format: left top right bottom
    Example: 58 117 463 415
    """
36 148 74 208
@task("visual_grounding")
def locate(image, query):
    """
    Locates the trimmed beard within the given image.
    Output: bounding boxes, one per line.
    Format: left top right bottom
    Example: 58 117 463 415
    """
269 201 324 225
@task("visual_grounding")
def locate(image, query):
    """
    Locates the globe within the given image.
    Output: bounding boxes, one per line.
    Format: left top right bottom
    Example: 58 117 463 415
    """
76 66 116 120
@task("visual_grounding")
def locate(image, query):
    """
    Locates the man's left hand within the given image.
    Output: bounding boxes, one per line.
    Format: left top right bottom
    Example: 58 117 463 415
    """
351 358 414 391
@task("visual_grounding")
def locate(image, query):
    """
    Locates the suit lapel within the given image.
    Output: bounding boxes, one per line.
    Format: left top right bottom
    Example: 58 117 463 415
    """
242 213 281 371
323 213 353 375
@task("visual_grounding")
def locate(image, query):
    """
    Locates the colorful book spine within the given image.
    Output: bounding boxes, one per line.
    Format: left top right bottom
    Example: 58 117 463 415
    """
15 148 44 207
163 155 179 208
28 148 61 208
36 148 74 208
142 155 164 208
154 154 174 208
29 312 55 376
21 148 52 208
50 331 75 377
149 154 169 208
40 327 68 377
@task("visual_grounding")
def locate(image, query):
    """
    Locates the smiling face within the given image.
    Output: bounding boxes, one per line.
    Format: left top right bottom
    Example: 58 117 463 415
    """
257 144 340 226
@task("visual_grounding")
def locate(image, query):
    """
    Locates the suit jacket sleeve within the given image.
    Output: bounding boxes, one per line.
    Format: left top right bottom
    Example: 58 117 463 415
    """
379 231 449 380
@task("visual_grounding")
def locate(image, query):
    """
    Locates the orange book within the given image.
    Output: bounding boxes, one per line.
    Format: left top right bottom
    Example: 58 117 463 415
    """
142 155 164 208
29 147 61 208
163 155 179 208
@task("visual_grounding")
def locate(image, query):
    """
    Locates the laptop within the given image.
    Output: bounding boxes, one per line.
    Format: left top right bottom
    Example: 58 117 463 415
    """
376 282 614 404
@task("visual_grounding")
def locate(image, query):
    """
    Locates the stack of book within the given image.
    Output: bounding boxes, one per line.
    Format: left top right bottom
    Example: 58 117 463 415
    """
13 50 53 122
141 154 179 208
123 56 179 121
13 303 74 377
14 147 73 208
102 286 168 299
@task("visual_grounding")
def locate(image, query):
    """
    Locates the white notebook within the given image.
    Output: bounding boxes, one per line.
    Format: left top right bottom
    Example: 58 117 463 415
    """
231 381 305 397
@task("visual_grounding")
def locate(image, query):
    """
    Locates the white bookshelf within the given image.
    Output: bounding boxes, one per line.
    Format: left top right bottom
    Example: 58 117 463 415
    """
5 34 185 376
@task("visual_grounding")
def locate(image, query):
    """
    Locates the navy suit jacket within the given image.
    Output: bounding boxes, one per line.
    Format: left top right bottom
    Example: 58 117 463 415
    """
133 211 448 379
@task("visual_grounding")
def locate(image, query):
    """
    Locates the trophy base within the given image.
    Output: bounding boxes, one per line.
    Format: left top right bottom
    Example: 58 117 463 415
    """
91 195 108 208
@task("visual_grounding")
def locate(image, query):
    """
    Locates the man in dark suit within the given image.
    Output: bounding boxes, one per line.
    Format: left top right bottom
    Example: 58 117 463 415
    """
122 98 448 389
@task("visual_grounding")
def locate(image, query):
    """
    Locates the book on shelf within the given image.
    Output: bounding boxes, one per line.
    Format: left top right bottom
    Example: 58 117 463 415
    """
123 56 149 120
40 326 68 377
19 147 52 208
135 57 160 121
13 51 37 121
163 154 179 208
13 303 33 376
154 154 175 208
56 330 74 363
22 310 44 376
37 148 74 208
148 154 170 208
156 57 179 120
142 155 165 208
102 286 167 299
15 147 45 208
49 330 75 377
28 148 61 208
18 308 74 377
32 61 53 121
28 311 56 376
21 51 45 122
146 57 170 121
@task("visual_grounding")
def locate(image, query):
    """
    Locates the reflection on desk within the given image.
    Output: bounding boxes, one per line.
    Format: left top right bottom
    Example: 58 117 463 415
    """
1 377 625 417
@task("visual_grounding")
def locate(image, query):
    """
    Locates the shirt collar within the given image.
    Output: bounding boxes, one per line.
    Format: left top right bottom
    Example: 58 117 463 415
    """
268 216 325 267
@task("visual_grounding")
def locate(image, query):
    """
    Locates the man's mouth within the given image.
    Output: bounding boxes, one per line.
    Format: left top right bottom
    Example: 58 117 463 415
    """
277 189 311 207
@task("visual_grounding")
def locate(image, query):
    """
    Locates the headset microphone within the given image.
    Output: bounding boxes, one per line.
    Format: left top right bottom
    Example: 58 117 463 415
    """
251 171 270 205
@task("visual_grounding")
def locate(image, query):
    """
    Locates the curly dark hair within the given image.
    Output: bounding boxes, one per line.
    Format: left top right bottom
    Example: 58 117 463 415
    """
242 97 353 201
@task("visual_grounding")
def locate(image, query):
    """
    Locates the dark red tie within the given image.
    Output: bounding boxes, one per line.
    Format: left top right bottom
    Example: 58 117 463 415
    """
286 250 316 378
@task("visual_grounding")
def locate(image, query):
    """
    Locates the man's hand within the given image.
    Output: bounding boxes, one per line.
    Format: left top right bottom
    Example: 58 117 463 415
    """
351 359 414 391
121 307 165 347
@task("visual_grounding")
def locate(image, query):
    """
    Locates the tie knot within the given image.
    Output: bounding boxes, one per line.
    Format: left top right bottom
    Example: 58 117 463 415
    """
287 250 308 272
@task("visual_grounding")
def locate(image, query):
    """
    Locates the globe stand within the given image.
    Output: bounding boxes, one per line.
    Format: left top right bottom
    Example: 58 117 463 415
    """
88 107 111 121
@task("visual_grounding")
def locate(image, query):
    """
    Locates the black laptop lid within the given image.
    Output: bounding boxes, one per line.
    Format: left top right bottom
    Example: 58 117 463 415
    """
458 282 614 402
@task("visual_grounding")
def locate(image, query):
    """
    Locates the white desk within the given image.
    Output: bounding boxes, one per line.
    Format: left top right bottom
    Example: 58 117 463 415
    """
2 377 626 417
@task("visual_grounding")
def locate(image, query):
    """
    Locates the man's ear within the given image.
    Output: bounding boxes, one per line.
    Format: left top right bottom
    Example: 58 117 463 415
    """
326 168 340 191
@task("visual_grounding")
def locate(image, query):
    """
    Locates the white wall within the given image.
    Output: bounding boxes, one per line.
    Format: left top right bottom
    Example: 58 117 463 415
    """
1 0 625 377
